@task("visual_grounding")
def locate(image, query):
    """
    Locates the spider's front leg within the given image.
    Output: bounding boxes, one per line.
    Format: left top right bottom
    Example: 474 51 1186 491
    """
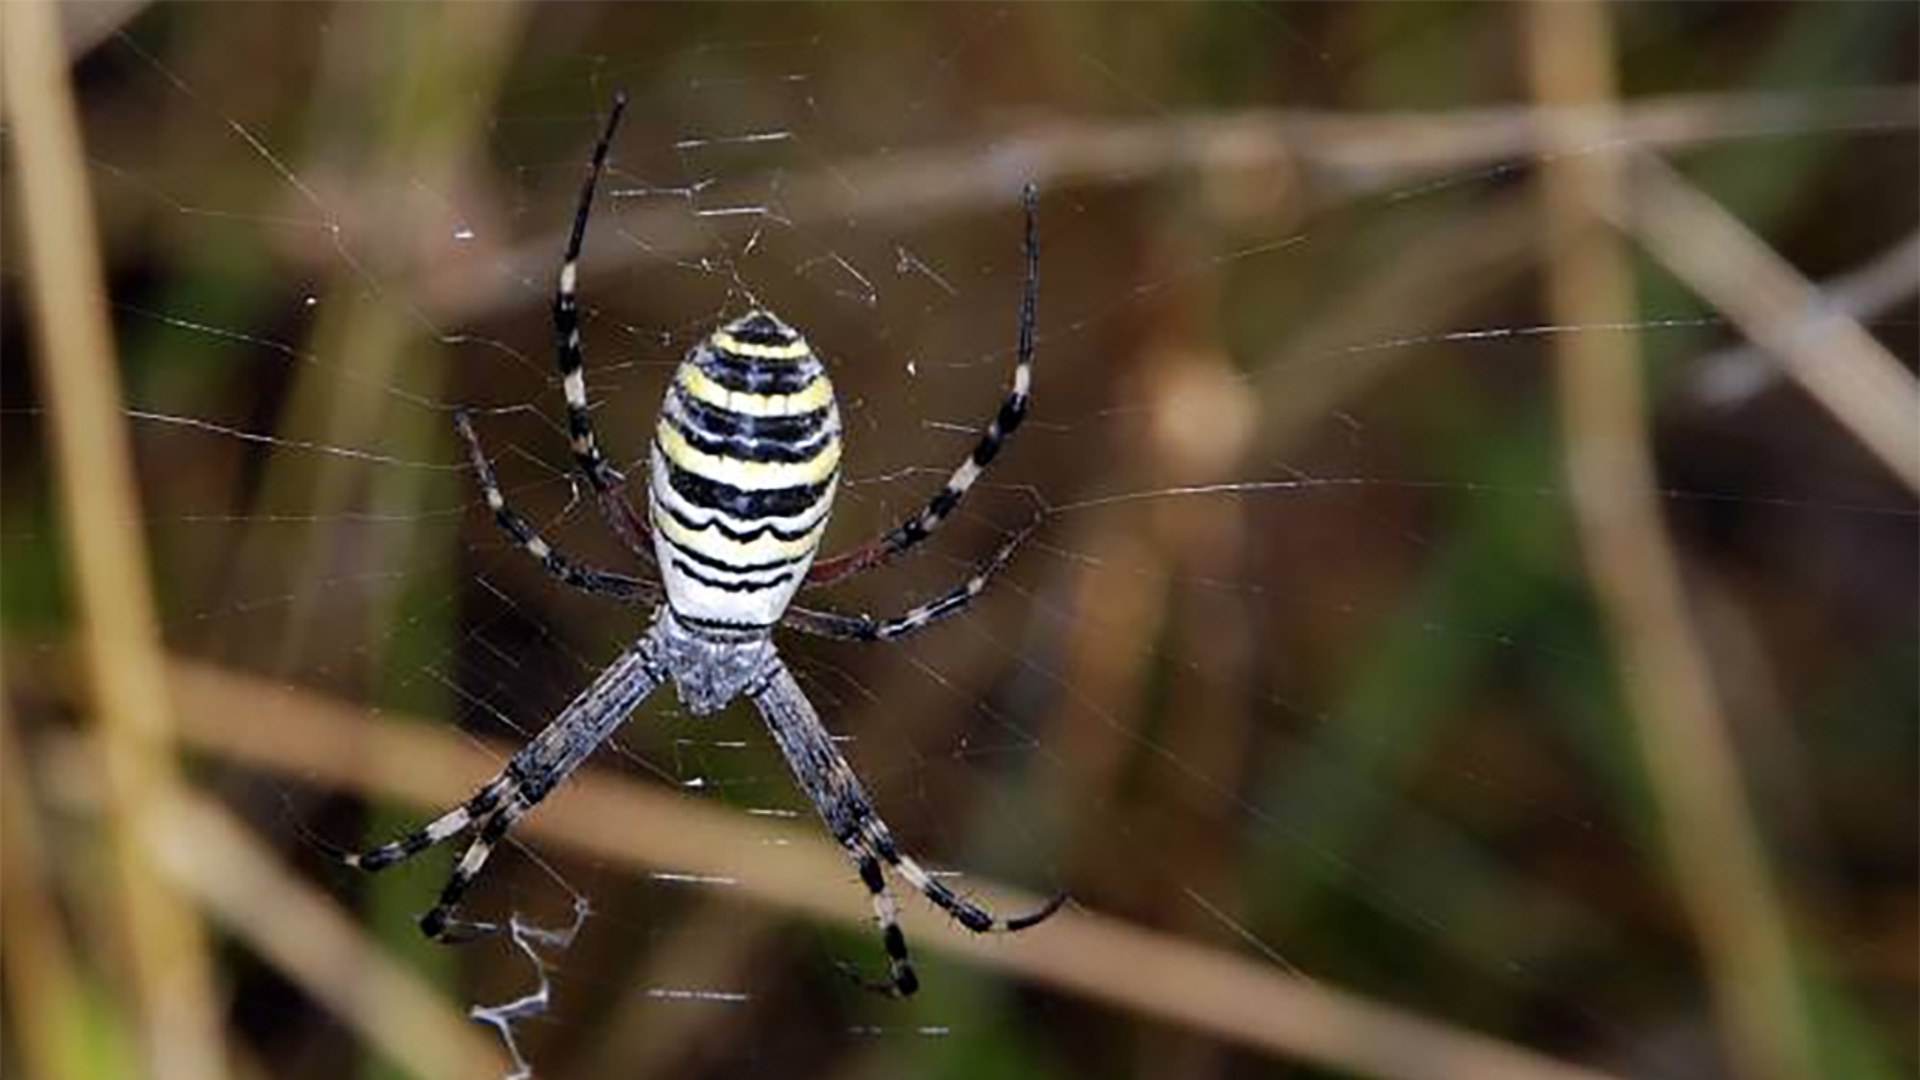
454 408 657 604
783 515 1038 643
804 182 1041 589
551 91 655 561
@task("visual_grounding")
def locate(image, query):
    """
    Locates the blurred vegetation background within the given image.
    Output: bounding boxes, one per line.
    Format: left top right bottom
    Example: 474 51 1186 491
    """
2 3 1915 1080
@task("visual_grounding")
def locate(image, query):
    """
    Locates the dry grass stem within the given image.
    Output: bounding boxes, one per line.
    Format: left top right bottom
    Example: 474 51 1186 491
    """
158 657 1638 1080
2 1 230 1076
233 1 526 673
577 905 781 1080
144 792 513 1080
8 7 1906 1079
0 704 102 1080
1616 154 1919 492
1691 228 1920 408
1253 192 1536 450
1526 4 1820 1080
418 86 1916 324
56 0 152 58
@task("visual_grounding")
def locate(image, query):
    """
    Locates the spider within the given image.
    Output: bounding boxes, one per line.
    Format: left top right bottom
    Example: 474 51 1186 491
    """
341 93 1062 997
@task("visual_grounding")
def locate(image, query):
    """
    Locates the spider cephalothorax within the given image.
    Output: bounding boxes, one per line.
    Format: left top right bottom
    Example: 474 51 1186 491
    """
341 93 1060 997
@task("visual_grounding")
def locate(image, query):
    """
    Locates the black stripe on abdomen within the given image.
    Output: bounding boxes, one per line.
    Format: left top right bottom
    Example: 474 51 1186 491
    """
665 554 801 594
664 391 837 465
695 344 824 395
662 456 833 522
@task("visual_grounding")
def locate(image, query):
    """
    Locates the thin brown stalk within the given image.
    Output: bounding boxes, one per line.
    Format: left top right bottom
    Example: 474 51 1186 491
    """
1615 152 1919 492
0 701 102 1080
143 793 511 1080
57 0 153 58
416 86 1918 325
1253 192 1537 452
577 905 781 1080
1690 228 1920 408
233 1 527 672
1 2 231 1077
160 657 1638 1080
1525 5 1820 1080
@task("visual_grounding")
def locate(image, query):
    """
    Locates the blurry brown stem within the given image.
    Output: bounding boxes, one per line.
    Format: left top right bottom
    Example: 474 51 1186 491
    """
1616 153 1920 492
158 657 1638 1080
418 86 1917 324
577 904 781 1079
55 0 153 58
1525 5 1820 1080
1 2 231 1078
0 703 100 1080
1690 228 1920 409
240 1 526 671
1253 192 1536 452
144 793 512 1080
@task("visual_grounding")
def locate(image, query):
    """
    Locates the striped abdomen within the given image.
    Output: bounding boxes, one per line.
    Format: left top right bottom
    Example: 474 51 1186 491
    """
649 310 841 630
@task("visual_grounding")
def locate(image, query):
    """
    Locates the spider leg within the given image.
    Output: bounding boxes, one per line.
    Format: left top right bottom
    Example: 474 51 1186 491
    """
455 408 657 604
342 640 666 940
782 516 1037 642
338 777 512 872
553 91 654 561
417 795 529 941
749 659 1062 997
858 818 1066 933
834 845 920 996
805 182 1039 589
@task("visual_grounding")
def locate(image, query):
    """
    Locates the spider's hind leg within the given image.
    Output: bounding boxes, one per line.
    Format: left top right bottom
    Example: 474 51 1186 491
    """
326 772 520 942
861 819 1068 934
749 658 1065 998
415 795 534 942
342 639 667 942
838 846 920 997
338 774 513 872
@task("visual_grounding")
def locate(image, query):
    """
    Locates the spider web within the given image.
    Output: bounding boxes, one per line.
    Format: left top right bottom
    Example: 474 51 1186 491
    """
3 5 1916 1080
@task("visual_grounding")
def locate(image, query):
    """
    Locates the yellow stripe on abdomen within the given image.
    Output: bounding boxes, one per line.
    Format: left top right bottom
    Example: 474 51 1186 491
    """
711 328 814 361
651 496 826 565
676 364 834 418
654 418 842 491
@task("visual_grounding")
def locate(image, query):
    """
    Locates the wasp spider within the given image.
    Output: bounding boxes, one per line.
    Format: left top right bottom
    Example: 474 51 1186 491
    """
341 94 1062 997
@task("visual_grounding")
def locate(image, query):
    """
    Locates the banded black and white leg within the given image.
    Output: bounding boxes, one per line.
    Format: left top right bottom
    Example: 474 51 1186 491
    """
782 517 1038 643
454 408 657 604
848 846 917 995
861 818 1066 935
804 182 1040 588
342 641 667 940
749 660 1064 996
552 90 653 557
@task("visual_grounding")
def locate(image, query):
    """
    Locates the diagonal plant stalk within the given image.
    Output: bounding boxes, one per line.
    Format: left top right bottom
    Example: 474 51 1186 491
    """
1615 153 1919 493
153 654 1642 1080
